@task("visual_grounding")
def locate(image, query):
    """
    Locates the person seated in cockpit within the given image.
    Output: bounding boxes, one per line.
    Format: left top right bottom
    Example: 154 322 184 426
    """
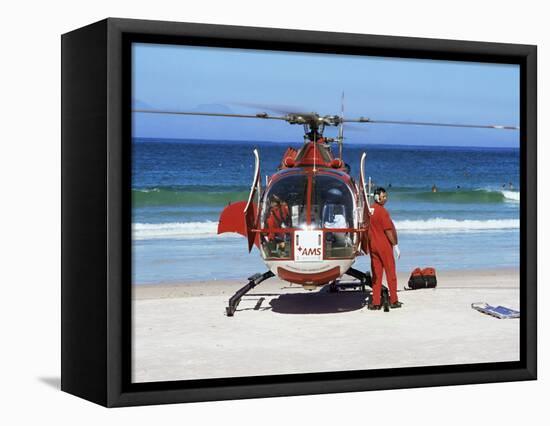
266 195 290 254
324 206 350 248
324 188 347 229
324 209 347 229
323 188 351 248
273 195 290 226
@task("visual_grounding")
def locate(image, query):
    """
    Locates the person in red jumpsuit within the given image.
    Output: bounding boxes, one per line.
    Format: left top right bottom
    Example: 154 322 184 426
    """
266 195 290 252
367 187 402 310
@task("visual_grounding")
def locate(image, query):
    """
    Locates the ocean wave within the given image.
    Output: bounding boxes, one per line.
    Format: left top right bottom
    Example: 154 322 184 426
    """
395 218 519 233
394 189 519 204
133 218 519 240
133 186 520 208
500 190 520 202
132 188 249 207
132 221 229 240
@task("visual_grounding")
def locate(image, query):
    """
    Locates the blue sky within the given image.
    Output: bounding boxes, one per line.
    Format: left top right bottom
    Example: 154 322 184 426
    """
132 43 520 148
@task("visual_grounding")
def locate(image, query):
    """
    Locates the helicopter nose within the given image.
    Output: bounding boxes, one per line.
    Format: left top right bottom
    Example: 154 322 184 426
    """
276 266 341 286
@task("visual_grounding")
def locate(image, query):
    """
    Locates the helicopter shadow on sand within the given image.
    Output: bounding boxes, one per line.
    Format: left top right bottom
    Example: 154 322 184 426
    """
254 285 371 315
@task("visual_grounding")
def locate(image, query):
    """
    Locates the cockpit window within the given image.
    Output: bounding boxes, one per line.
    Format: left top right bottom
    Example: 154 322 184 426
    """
260 174 308 259
312 175 354 228
312 174 356 258
261 174 308 230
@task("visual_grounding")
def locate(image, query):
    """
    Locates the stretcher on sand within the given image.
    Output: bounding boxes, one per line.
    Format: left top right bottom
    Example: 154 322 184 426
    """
471 302 520 319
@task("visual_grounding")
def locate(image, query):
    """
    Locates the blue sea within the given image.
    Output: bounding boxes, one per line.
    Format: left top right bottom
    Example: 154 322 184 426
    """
132 138 520 284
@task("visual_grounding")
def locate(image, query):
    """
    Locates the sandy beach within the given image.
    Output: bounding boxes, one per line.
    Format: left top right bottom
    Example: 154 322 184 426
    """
132 268 519 383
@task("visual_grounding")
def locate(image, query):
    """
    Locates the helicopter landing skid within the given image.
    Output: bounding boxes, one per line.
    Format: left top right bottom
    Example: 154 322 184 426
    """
344 267 373 293
344 267 390 312
328 280 367 293
226 271 275 317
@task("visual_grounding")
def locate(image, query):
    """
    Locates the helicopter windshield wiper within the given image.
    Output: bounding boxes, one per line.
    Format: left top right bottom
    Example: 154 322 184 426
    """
344 117 519 130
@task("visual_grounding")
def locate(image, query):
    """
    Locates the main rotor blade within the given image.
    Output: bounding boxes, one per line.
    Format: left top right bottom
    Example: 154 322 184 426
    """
133 109 519 130
230 102 310 115
133 109 288 121
344 117 519 130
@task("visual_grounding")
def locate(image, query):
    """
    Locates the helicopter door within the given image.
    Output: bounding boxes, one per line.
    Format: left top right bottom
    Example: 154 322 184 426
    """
244 149 261 252
359 152 373 254
359 152 373 215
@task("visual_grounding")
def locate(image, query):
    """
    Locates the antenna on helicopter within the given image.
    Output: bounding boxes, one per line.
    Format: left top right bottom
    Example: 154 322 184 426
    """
337 92 344 160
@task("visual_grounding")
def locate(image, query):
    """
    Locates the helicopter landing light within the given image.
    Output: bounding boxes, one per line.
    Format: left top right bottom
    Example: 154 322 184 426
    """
295 230 323 262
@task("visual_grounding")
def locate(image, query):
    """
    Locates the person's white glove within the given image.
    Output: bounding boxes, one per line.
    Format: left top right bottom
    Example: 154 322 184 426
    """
393 244 401 260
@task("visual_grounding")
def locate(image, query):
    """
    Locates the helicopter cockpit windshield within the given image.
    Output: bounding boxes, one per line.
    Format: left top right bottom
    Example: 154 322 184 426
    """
260 172 357 260
312 174 356 258
260 173 307 259
312 175 354 228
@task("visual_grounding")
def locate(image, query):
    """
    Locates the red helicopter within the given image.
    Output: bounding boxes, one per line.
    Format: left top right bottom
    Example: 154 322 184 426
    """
135 105 518 315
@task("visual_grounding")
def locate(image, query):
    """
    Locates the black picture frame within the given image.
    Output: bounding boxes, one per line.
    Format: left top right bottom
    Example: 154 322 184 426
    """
61 17 537 407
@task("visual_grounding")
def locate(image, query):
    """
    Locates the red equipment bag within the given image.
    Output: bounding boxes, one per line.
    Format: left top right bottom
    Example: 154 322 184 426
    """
406 267 437 290
421 267 437 288
407 267 426 290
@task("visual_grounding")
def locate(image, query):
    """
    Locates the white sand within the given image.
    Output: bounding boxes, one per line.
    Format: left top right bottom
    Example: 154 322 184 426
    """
132 268 519 383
